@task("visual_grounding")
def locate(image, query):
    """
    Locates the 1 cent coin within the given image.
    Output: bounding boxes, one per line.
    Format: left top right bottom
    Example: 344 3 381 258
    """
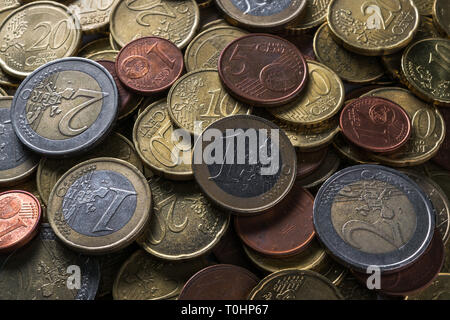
218 34 308 107
116 37 184 96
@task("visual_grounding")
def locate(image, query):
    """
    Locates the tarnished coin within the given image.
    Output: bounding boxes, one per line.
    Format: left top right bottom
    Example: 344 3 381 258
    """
362 87 445 166
314 165 435 273
433 108 450 170
67 0 119 33
337 273 378 300
327 0 419 56
313 23 384 83
11 58 118 158
110 0 199 49
218 34 308 107
192 115 297 214
412 0 433 16
340 97 411 153
297 148 341 189
184 26 248 72
407 274 450 300
178 264 259 300
285 0 330 32
433 0 450 37
113 249 210 300
296 148 328 180
85 50 118 61
37 132 143 206
116 37 183 96
249 269 343 300
0 97 39 186
137 175 229 260
47 158 152 254
0 1 82 78
402 38 450 107
0 224 100 300
168 69 251 134
269 60 344 126
0 190 41 252
78 38 113 58
214 0 307 31
133 99 193 180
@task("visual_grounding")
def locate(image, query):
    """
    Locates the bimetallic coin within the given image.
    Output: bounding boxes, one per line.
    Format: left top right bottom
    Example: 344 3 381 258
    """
178 264 259 300
314 165 435 273
0 1 82 78
215 0 307 31
184 26 248 72
113 249 210 300
407 274 450 300
402 38 450 107
433 0 450 37
137 175 229 260
313 23 384 83
67 0 119 33
327 0 419 56
110 0 199 49
285 0 331 32
269 60 344 126
85 50 119 61
116 37 184 96
249 269 344 300
133 99 193 180
77 38 113 58
192 115 297 214
0 224 100 300
168 69 251 135
11 58 118 158
0 190 41 252
37 132 144 206
48 158 152 254
297 148 341 189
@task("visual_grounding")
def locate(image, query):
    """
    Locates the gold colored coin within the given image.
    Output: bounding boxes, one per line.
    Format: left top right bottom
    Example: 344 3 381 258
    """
113 249 210 300
109 32 121 50
67 0 119 33
297 148 341 188
196 0 212 8
327 0 419 56
0 86 6 95
0 0 19 12
406 274 450 299
0 7 19 88
248 269 344 300
333 133 378 164
133 99 193 180
168 69 251 135
412 0 433 16
137 174 230 260
110 0 199 49
37 132 144 206
285 0 331 32
337 273 378 300
363 87 445 166
433 0 450 37
199 19 229 32
402 38 450 106
78 38 113 58
184 26 248 72
313 23 384 83
85 49 118 61
269 60 344 126
0 1 82 78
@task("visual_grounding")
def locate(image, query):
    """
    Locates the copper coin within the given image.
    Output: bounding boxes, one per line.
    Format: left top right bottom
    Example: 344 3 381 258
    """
116 37 183 95
433 107 450 171
340 97 411 153
296 148 328 180
0 190 41 252
218 34 308 107
282 34 316 61
178 264 259 300
352 230 444 296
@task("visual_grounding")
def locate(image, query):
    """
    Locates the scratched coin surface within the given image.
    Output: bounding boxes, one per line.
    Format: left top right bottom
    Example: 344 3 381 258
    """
178 264 259 300
0 224 100 300
407 274 450 300
184 26 248 72
0 97 39 186
218 34 308 107
113 249 210 300
0 190 41 252
433 0 450 37
327 0 419 56
402 38 450 107
47 158 152 254
110 0 199 49
192 115 297 214
340 97 411 153
313 165 435 273
133 99 193 180
248 269 344 300
67 0 119 32
37 132 143 206
137 174 229 260
285 0 331 32
0 1 82 78
11 58 118 157
214 0 307 30
116 37 184 95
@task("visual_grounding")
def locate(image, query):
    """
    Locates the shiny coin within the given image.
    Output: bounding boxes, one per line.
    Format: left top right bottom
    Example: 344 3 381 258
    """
433 0 450 37
67 0 119 33
109 32 120 51
199 18 229 32
85 49 118 61
48 157 152 254
0 1 82 78
327 0 419 56
218 34 308 107
285 0 331 32
78 38 113 58
192 115 297 214
407 274 450 300
314 164 435 273
11 58 118 158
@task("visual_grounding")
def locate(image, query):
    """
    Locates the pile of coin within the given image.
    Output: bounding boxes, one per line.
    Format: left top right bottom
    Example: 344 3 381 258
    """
0 0 449 300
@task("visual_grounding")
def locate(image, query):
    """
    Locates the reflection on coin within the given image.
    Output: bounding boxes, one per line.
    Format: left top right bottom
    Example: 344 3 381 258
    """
67 0 119 33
